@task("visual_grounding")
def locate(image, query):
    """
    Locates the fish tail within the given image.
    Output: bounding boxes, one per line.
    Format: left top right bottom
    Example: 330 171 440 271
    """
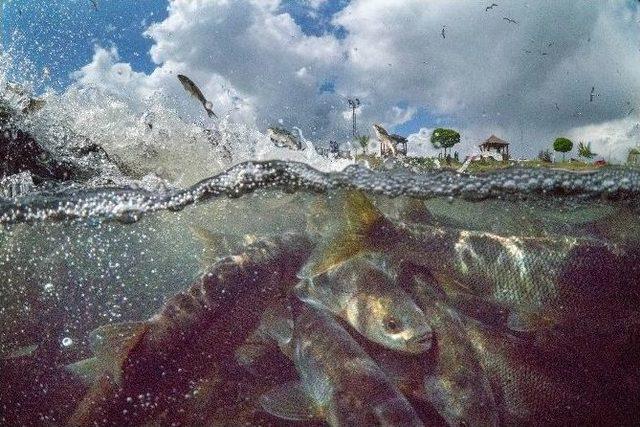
85 320 150 386
300 190 397 277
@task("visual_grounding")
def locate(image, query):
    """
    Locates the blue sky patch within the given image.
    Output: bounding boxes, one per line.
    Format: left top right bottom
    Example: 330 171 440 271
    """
393 107 448 136
278 0 350 39
2 0 167 90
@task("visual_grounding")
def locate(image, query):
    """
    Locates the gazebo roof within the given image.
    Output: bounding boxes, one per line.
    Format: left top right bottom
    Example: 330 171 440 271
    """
480 135 509 147
390 133 408 143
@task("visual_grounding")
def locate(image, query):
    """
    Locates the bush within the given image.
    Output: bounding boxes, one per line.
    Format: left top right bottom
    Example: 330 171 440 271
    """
538 150 552 163
431 128 460 156
553 137 573 161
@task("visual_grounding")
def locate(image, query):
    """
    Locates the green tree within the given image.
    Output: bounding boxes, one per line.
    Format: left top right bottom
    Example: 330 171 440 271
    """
431 128 460 157
355 135 370 155
553 137 573 162
577 141 596 160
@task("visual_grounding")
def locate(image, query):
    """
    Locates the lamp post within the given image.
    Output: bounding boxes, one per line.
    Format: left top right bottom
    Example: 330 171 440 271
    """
347 98 360 137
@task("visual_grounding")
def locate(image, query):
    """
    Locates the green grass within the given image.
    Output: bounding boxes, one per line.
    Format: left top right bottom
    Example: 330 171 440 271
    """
355 154 614 173
519 160 607 171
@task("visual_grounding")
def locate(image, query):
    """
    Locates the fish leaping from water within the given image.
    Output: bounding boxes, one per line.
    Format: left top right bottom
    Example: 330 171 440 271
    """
177 74 217 119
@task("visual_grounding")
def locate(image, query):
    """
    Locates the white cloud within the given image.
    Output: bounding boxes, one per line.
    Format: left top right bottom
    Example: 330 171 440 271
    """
332 0 640 159
307 0 328 9
69 0 640 161
142 0 345 135
566 117 640 162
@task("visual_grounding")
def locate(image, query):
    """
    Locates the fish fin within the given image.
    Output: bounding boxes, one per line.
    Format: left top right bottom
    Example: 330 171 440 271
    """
260 381 319 421
507 311 545 333
399 198 434 224
293 279 313 303
66 357 101 386
259 301 294 347
3 343 38 359
293 280 332 315
234 339 269 373
89 321 149 386
300 191 390 277
189 225 231 265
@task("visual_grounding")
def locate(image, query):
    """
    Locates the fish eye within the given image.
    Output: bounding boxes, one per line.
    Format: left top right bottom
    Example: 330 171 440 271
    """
384 317 402 333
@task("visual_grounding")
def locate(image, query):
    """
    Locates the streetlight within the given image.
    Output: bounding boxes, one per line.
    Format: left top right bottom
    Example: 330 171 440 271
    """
347 98 360 137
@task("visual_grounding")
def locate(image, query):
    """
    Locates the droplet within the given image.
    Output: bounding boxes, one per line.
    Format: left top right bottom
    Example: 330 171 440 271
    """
62 337 73 347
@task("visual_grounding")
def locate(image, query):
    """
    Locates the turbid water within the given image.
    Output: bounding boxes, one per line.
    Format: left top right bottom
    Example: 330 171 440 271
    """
1 162 639 426
2 54 640 425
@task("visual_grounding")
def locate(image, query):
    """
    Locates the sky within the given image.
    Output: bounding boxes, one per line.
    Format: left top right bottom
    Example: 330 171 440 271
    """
2 0 640 160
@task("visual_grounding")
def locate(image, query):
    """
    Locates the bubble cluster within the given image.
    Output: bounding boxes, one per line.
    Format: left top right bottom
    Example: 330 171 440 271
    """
1 160 638 225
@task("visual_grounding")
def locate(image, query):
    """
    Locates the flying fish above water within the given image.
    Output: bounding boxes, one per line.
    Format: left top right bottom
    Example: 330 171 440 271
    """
177 74 217 118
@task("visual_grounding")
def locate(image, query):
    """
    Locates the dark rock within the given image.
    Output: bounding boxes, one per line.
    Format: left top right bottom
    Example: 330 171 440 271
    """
1 128 76 184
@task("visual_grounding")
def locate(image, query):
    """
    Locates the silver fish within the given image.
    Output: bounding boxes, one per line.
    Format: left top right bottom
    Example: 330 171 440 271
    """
296 253 433 354
377 263 500 426
66 233 311 426
177 74 217 118
267 127 303 150
260 304 424 426
302 191 639 335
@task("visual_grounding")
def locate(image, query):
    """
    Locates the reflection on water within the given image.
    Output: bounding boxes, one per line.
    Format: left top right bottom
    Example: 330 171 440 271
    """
1 183 639 426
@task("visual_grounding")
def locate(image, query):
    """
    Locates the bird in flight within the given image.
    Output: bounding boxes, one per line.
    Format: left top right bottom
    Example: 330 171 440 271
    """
485 3 498 11
503 17 518 24
441 26 446 39
590 86 595 102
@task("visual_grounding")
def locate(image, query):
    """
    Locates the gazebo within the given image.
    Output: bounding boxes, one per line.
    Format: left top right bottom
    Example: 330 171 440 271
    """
479 135 510 161
373 124 408 157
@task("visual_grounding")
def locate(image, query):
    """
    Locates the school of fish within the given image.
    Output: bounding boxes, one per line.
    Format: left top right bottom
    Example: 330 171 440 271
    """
5 189 638 426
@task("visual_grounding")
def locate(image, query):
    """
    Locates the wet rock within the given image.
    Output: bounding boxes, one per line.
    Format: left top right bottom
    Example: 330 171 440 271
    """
0 128 77 184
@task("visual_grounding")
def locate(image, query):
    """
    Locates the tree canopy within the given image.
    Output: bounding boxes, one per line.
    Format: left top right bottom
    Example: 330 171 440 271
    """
431 128 460 156
553 137 573 161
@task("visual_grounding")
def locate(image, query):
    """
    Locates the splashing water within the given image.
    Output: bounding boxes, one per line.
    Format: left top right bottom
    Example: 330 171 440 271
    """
2 47 640 427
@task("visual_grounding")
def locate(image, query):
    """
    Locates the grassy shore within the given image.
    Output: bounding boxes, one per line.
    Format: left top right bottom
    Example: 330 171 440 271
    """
355 154 618 173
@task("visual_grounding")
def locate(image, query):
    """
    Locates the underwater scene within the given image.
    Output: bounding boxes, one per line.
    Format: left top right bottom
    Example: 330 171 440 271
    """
2 1 640 426
2 165 640 426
